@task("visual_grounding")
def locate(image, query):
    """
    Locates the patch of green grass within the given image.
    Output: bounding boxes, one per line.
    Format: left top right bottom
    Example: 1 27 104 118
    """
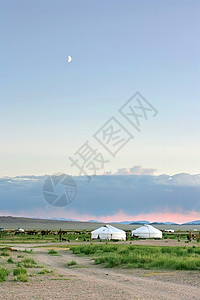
38 268 53 274
14 274 28 282
23 249 33 254
18 257 37 268
0 247 9 251
22 257 36 264
13 267 28 282
69 265 88 269
19 273 28 282
48 249 60 256
13 267 27 276
0 249 10 256
67 260 77 266
0 268 9 282
70 244 118 255
70 244 200 271
17 249 33 254
7 257 14 263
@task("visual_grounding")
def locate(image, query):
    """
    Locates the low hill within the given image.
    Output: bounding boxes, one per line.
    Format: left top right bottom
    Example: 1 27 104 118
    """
0 216 106 230
0 216 200 231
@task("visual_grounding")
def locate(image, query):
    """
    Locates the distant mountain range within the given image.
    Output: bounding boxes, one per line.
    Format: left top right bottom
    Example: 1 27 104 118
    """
182 220 200 225
107 220 200 226
128 221 200 226
116 221 150 225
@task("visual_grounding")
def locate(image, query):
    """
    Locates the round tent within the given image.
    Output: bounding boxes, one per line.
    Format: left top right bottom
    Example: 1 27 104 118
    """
91 225 126 241
132 224 162 239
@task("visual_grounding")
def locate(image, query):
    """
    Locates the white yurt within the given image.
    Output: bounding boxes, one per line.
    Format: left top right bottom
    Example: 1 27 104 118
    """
91 225 126 241
132 224 162 239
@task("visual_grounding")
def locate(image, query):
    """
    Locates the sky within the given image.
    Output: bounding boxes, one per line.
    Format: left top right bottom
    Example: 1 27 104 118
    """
0 1 200 222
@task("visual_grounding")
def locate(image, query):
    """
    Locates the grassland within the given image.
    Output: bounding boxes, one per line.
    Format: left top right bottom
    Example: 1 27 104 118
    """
70 244 200 270
0 235 199 299
0 226 200 274
0 228 198 245
0 231 91 244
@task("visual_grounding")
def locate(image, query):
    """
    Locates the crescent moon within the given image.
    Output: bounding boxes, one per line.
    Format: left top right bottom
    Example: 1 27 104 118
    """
67 56 72 63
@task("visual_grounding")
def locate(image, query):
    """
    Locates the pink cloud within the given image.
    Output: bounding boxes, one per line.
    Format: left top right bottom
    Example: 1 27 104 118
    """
96 211 200 224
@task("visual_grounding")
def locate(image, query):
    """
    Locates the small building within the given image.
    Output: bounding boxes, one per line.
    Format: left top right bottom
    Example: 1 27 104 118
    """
91 225 126 241
132 224 162 239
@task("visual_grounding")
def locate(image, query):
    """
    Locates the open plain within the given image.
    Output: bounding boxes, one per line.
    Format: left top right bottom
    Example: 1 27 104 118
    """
0 236 200 300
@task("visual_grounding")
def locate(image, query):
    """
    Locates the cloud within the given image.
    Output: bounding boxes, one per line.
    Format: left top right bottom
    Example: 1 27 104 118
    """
115 165 157 175
0 173 199 222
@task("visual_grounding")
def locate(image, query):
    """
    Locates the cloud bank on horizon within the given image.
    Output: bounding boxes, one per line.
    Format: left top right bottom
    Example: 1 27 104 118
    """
108 165 157 176
0 166 199 223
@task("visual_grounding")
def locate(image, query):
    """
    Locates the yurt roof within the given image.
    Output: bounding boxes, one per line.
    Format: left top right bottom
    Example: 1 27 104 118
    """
91 224 125 234
132 224 161 234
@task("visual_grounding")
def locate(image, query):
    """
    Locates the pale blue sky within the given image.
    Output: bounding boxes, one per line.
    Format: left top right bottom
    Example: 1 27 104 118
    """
1 0 200 176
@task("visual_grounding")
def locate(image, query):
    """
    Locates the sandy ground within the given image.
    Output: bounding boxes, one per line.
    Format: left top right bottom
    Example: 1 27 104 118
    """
0 242 199 300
